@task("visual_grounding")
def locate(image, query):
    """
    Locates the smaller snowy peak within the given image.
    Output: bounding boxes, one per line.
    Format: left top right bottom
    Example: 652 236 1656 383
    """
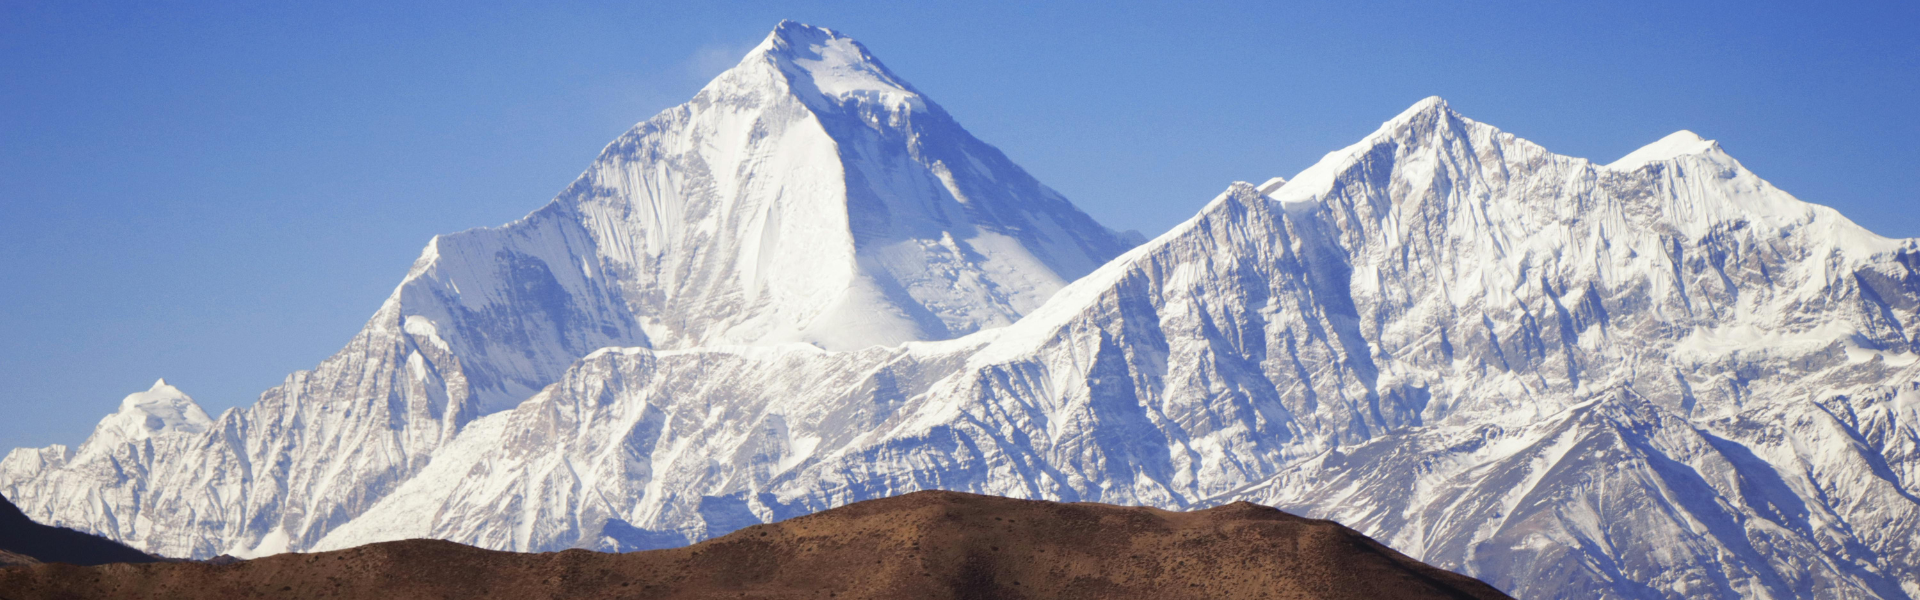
91 379 213 444
749 21 923 111
1606 130 1721 171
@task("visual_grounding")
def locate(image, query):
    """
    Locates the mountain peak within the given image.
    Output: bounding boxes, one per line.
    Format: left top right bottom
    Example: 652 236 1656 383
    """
94 381 212 444
1267 96 1475 208
1369 96 1455 134
743 21 923 111
1605 130 1721 171
1340 96 1467 151
765 19 832 45
1398 95 1451 119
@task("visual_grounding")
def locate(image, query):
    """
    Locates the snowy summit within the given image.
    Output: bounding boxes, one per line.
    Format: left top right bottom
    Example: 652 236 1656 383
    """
754 20 926 112
88 379 211 445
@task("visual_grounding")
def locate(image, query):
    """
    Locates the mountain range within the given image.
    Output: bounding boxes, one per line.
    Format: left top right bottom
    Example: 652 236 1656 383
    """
6 20 1918 600
1 20 1132 560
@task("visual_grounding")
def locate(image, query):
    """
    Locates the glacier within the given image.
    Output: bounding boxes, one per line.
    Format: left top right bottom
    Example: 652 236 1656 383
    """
7 21 1920 600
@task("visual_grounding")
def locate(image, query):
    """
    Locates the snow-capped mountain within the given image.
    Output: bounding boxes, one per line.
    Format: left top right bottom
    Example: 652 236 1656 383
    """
87 379 212 447
0 380 212 492
6 23 1917 599
315 98 1920 599
0 21 1134 559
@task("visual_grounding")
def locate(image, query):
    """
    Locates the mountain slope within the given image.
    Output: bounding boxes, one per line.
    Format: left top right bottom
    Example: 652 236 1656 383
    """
1219 99 1920 599
319 98 1920 599
0 21 1134 560
1 493 158 567
0 491 1512 600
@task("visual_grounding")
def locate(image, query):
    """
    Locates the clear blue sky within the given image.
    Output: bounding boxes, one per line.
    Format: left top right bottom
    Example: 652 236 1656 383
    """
3 0 1916 451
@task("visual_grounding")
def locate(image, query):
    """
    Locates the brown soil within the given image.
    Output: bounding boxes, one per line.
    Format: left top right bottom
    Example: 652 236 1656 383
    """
0 490 1511 599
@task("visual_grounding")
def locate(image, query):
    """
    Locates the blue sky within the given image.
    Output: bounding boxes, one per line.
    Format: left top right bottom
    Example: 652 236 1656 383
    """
2 0 1916 450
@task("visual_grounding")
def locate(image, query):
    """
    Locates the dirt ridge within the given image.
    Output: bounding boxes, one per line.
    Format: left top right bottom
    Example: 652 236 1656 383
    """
0 491 1511 599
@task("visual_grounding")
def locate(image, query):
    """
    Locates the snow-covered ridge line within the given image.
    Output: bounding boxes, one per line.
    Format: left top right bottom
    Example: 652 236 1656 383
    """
319 95 1920 599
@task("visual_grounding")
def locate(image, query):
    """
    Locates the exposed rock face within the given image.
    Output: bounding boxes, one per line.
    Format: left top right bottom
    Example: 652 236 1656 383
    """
1 493 157 567
0 21 1133 560
0 491 1512 600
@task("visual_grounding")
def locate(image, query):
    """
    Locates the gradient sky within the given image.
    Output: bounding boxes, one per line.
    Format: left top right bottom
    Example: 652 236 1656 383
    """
3 0 1916 451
